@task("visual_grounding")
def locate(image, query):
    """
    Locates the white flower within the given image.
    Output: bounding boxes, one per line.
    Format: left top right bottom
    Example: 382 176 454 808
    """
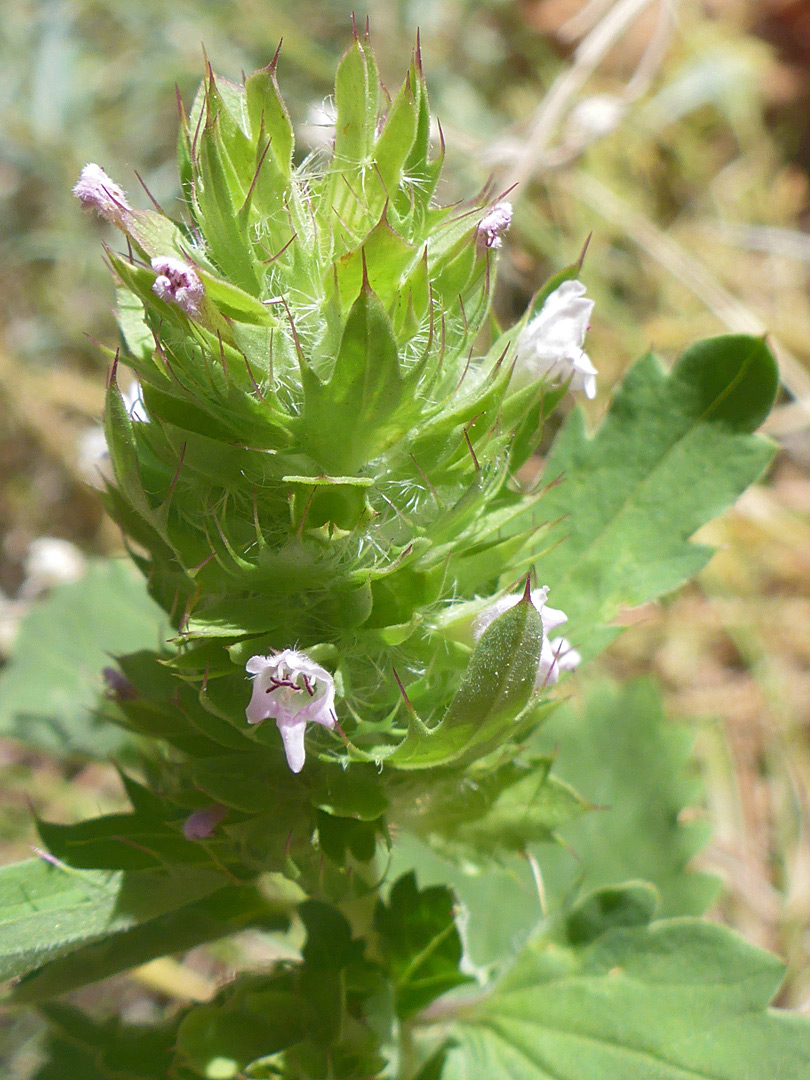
514 279 597 399
121 378 148 422
151 256 204 315
73 163 131 228
473 585 581 689
477 201 513 249
536 635 582 689
245 649 337 773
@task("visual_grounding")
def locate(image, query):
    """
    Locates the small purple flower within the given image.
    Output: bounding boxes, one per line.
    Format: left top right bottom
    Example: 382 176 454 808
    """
102 666 138 701
183 803 227 841
473 585 581 688
245 650 337 774
477 200 513 250
73 163 131 227
151 256 205 315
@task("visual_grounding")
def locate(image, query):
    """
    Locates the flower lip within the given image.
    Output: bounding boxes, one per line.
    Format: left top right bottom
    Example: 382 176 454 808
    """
513 279 597 399
245 649 336 773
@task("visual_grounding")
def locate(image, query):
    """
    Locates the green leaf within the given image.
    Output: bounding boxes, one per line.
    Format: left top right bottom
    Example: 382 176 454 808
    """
0 857 226 987
399 757 589 865
0 559 166 757
9 884 277 1005
375 872 473 1018
438 894 810 1080
534 679 719 917
534 335 778 657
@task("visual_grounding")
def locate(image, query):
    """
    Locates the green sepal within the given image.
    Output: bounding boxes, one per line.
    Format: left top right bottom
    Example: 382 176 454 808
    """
195 121 261 294
386 586 543 769
373 71 419 199
333 37 378 171
245 59 294 180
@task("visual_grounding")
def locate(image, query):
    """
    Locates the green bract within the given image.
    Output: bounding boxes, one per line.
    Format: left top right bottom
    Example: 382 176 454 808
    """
1 28 806 1080
89 34 561 794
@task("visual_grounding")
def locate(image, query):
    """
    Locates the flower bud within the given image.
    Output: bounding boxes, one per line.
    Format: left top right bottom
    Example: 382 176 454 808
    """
473 586 581 688
73 163 132 228
476 200 513 250
183 803 227 840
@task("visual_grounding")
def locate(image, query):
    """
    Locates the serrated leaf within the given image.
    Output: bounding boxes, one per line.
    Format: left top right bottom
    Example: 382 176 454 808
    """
438 896 810 1080
0 857 226 987
0 559 166 758
375 872 473 1018
534 679 719 917
533 335 778 657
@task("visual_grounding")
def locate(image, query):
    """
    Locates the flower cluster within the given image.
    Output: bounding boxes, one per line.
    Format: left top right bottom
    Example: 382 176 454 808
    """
72 163 131 229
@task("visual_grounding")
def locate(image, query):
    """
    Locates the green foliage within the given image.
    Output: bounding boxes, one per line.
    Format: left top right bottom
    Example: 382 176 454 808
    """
0 559 166 757
532 335 778 657
386 678 719 969
0 856 226 986
374 872 473 1018
436 886 810 1080
535 679 720 917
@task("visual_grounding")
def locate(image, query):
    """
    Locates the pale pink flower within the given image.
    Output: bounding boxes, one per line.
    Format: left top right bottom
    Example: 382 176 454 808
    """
514 280 597 399
73 163 131 228
245 650 337 773
151 256 204 315
477 201 513 250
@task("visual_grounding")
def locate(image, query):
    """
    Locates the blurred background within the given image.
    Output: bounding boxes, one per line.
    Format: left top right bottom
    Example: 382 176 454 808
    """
1 0 809 1064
